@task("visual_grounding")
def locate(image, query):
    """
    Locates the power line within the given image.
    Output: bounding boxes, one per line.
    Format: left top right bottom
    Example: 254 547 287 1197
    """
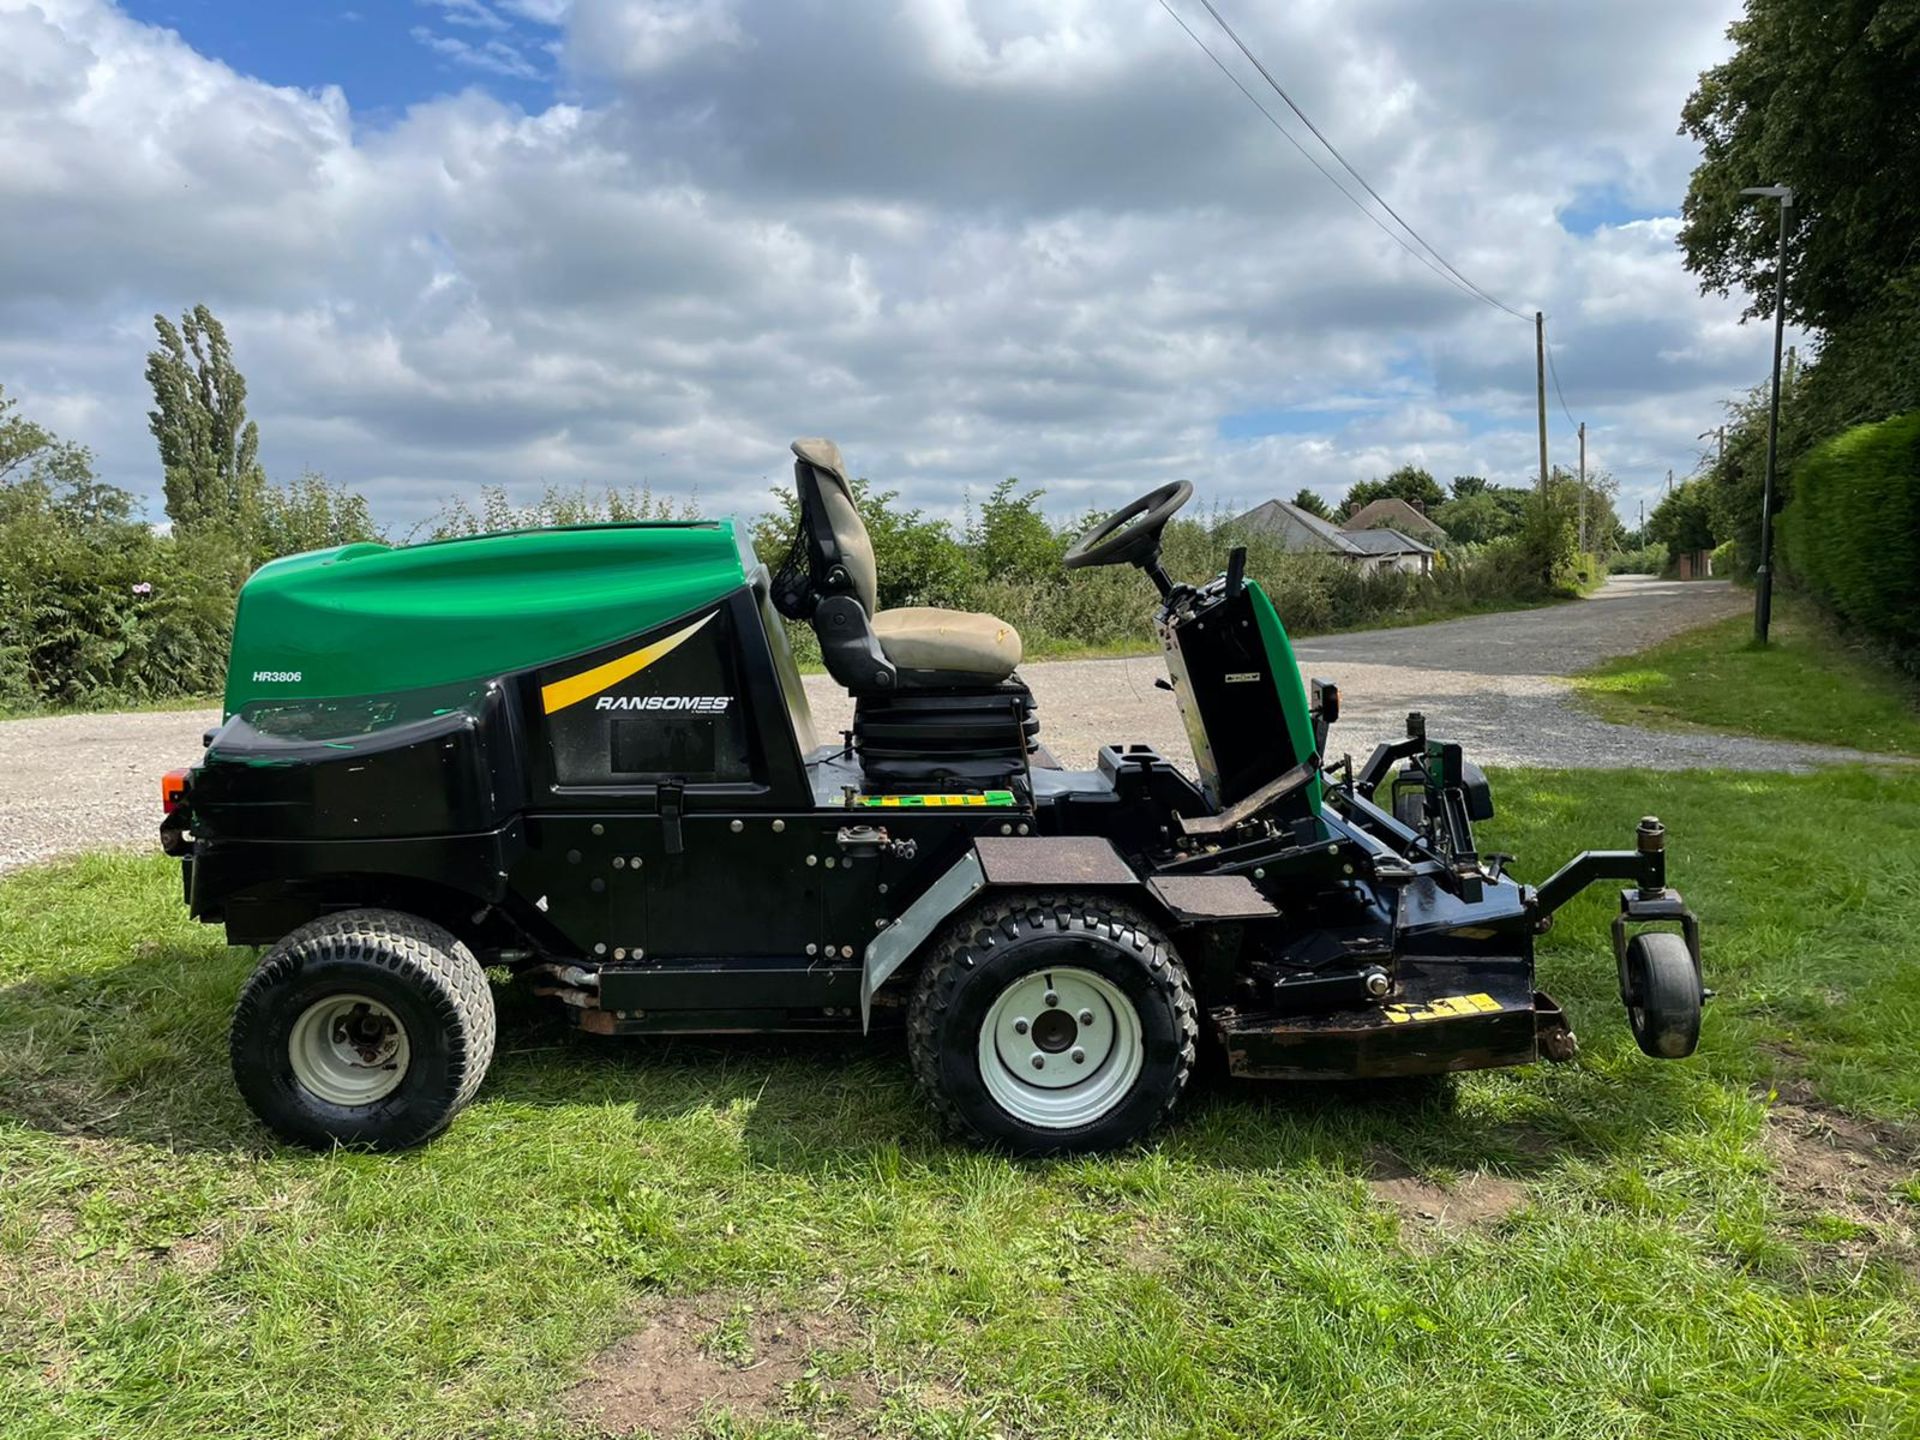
1152 0 1498 311
1187 0 1533 324
1544 342 1577 428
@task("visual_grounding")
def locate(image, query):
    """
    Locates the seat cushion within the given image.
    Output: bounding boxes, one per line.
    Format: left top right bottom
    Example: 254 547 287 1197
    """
872 607 1023 680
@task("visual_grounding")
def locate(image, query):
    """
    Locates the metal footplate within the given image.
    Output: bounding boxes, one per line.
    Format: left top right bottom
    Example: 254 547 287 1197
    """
1215 956 1571 1079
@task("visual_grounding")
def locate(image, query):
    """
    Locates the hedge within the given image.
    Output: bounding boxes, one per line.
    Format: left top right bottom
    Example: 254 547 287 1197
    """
1779 410 1920 666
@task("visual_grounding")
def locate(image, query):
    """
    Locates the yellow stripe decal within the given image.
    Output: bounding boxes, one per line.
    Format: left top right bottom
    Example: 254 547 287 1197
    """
540 613 717 715
1382 992 1503 1025
853 791 1017 808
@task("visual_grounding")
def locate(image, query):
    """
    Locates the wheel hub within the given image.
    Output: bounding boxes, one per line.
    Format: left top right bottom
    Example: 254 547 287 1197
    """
1030 1008 1077 1053
977 966 1144 1129
288 994 411 1107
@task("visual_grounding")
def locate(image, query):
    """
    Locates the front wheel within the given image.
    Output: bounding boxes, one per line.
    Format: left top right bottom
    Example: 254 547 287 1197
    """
907 896 1197 1154
1623 931 1701 1059
230 909 496 1151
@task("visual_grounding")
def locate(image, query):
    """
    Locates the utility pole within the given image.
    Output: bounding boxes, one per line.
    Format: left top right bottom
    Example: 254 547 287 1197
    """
1576 421 1587 551
1534 311 1549 493
1638 498 1645 533
1741 184 1794 645
1667 468 1674 494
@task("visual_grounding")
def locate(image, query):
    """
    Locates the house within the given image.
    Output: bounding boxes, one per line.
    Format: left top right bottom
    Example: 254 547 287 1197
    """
1341 527 1436 576
1230 498 1436 577
1341 497 1450 544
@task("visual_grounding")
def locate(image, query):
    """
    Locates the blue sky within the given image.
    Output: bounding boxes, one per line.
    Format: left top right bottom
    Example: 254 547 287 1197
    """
119 0 564 118
0 1 1779 528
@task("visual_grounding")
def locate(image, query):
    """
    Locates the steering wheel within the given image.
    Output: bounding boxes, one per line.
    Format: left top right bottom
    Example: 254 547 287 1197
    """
1063 480 1194 570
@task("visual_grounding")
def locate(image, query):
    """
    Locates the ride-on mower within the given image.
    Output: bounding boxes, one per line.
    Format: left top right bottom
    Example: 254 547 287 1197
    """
163 438 1705 1153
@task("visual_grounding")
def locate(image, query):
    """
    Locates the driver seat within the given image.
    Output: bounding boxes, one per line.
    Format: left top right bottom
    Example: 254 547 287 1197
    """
780 438 1023 693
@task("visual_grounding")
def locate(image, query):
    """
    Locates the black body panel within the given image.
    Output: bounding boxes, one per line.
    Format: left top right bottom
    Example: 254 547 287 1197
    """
192 681 526 841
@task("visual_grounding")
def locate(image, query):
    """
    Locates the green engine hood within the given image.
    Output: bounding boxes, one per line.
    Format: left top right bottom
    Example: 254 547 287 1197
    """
223 519 748 715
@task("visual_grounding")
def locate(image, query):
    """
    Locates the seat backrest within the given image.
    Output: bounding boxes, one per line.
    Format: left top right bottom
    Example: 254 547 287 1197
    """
791 437 877 614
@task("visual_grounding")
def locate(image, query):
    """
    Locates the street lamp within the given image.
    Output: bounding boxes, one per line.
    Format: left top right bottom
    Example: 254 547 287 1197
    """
1740 184 1793 644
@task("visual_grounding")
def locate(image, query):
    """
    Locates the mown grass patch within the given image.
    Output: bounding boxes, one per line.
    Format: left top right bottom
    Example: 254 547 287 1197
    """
1 768 1916 1438
1572 596 1920 755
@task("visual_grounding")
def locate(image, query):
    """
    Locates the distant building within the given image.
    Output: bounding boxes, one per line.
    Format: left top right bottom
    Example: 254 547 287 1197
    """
1341 527 1436 576
1341 497 1450 543
1230 498 1435 577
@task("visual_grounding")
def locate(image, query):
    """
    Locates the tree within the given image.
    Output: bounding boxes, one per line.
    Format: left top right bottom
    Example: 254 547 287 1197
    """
1678 0 1920 332
1340 465 1445 518
1434 490 1517 545
969 477 1063 583
1 385 54 485
258 471 383 560
1646 480 1717 555
146 305 266 536
1449 475 1490 500
1291 488 1331 520
0 386 129 533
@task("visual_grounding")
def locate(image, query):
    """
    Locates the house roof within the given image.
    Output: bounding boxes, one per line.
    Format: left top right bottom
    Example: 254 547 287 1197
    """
1230 498 1367 555
1342 497 1449 541
1343 527 1434 557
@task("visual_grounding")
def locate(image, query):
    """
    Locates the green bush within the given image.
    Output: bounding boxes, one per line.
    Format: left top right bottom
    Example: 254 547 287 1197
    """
0 484 239 709
1779 410 1920 667
1610 542 1669 574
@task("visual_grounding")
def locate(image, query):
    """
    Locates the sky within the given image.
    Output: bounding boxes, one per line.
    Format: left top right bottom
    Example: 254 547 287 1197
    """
0 0 1786 534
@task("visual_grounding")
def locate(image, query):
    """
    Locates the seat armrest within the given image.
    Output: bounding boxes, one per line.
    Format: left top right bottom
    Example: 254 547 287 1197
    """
815 595 897 695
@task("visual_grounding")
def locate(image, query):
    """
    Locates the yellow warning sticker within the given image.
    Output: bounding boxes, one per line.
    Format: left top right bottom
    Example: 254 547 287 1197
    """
1382 992 1504 1024
853 791 1016 808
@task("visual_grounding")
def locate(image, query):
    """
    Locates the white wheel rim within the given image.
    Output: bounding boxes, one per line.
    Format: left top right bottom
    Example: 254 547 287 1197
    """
977 965 1144 1130
288 994 411 1107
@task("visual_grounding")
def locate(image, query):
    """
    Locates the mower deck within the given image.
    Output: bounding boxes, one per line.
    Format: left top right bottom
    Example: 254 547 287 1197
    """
1215 956 1559 1080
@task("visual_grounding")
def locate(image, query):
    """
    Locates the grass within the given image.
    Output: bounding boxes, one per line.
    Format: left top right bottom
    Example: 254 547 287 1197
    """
1573 595 1920 756
2 767 1917 1438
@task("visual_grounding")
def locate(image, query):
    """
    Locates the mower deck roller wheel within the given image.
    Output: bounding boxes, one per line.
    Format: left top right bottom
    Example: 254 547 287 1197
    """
908 895 1197 1154
230 909 496 1151
1623 930 1701 1060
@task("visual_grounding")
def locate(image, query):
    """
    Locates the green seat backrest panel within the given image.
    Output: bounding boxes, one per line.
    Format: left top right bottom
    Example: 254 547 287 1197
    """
224 520 747 715
1246 579 1324 814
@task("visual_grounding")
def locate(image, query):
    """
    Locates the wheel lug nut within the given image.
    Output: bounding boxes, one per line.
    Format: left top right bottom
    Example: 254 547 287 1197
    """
1044 991 1059 1008
1030 1053 1046 1070
1072 1048 1086 1064
1078 1009 1094 1026
1013 1017 1029 1035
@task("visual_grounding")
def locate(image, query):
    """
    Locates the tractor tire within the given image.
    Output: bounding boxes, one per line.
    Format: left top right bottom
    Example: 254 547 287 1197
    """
1623 931 1701 1059
1392 786 1428 831
907 894 1197 1155
230 909 496 1151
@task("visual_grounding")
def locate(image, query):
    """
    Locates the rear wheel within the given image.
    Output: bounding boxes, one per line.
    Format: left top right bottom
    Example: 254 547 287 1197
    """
908 896 1196 1154
1623 931 1701 1059
230 909 496 1151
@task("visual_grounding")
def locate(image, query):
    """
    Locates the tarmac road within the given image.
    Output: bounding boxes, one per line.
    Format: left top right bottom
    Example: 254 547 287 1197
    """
0 576 1891 873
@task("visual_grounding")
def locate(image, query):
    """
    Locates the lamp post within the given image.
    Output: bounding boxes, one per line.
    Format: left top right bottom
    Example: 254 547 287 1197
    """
1740 184 1793 644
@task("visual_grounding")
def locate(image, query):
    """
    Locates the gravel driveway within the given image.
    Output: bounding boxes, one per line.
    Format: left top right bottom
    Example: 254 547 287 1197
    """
0 576 1890 873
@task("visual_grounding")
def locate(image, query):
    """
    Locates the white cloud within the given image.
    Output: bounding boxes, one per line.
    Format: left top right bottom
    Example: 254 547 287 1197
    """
0 0 1778 534
410 26 546 80
419 0 510 32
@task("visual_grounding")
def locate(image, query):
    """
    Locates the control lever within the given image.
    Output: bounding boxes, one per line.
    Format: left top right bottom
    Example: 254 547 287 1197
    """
1225 545 1247 598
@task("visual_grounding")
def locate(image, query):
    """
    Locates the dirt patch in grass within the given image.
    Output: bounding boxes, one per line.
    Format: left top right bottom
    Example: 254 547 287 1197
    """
563 1294 874 1438
1765 1090 1919 1269
1367 1147 1527 1239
